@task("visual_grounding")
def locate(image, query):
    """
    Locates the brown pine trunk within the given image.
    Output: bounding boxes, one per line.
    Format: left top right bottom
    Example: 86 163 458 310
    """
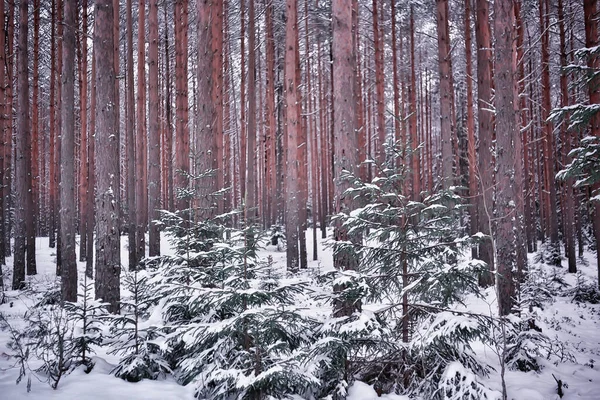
475 0 495 286
494 0 518 316
285 0 300 272
137 0 147 260
436 0 454 186
247 0 258 225
373 0 385 169
464 0 477 257
390 0 400 148
240 4 246 203
318 40 327 239
79 2 89 262
49 0 57 249
163 1 174 212
409 6 420 199
148 0 161 256
196 0 217 217
0 0 6 266
212 0 224 213
126 0 138 269
13 0 31 289
265 0 276 226
584 0 600 286
174 0 190 213
94 0 121 312
32 0 40 237
539 0 560 263
332 0 359 316
558 0 575 272
86 48 96 279
60 0 77 302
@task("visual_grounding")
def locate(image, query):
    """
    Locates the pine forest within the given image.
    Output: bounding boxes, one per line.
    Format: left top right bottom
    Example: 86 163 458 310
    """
0 0 600 399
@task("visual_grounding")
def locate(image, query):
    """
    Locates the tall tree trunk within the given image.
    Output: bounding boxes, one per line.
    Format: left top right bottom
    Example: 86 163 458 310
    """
13 0 31 289
32 0 40 237
212 0 224 212
60 0 77 302
148 0 161 256
464 0 477 258
126 0 138 269
494 0 518 316
0 0 6 267
475 0 495 286
196 0 217 217
86 48 96 279
174 0 190 213
436 0 455 186
409 6 419 199
79 1 89 262
539 0 560 263
584 0 600 287
332 0 359 316
284 0 300 272
94 0 121 313
558 0 576 272
265 0 276 226
137 0 147 260
373 0 385 169
49 0 57 250
163 0 173 212
247 0 258 225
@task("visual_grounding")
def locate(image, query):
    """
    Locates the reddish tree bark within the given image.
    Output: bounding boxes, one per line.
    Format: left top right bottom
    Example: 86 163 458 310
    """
148 0 161 256
475 0 495 286
436 0 455 186
60 0 77 302
332 0 359 316
94 0 121 312
284 0 301 272
126 0 138 269
494 0 519 316
79 2 89 262
409 6 420 200
137 0 147 260
373 0 385 170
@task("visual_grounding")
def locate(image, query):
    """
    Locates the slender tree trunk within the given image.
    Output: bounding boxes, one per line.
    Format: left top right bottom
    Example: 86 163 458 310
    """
148 0 161 256
475 0 495 286
174 0 190 213
13 0 31 289
240 3 246 203
373 0 385 169
332 0 360 316
126 0 138 269
539 0 560 263
494 0 519 316
409 6 419 199
86 49 96 279
32 0 40 237
265 0 276 226
49 0 57 250
60 0 77 302
79 2 89 262
436 0 455 186
247 0 258 225
94 0 121 313
137 0 147 260
163 1 173 212
284 0 300 272
0 0 6 267
464 0 477 258
584 0 600 286
212 0 224 212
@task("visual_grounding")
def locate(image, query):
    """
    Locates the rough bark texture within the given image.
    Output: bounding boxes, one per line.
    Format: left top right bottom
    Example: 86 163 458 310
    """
211 0 224 213
284 0 300 272
493 0 518 316
584 0 600 287
0 0 6 267
464 0 477 257
409 7 419 200
148 0 161 256
60 0 78 302
247 0 258 224
475 0 495 286
332 0 359 317
539 0 560 262
373 0 385 169
13 0 30 289
94 0 121 313
79 2 89 262
436 0 454 187
136 0 147 261
174 0 190 213
196 0 216 217
126 0 138 269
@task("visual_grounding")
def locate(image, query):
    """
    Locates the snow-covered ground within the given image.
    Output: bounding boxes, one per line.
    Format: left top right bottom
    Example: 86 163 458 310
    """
0 232 599 399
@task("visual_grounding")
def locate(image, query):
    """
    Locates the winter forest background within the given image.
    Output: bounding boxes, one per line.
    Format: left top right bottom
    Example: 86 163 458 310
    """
0 0 600 399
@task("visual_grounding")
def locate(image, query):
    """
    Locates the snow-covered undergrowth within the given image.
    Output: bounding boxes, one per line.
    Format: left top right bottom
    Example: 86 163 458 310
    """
0 232 599 399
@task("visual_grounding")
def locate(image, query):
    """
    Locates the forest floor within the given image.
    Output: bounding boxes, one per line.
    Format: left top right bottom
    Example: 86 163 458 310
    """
0 231 599 399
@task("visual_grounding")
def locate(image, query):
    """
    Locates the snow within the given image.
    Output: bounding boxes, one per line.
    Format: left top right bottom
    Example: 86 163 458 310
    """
1 233 600 399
